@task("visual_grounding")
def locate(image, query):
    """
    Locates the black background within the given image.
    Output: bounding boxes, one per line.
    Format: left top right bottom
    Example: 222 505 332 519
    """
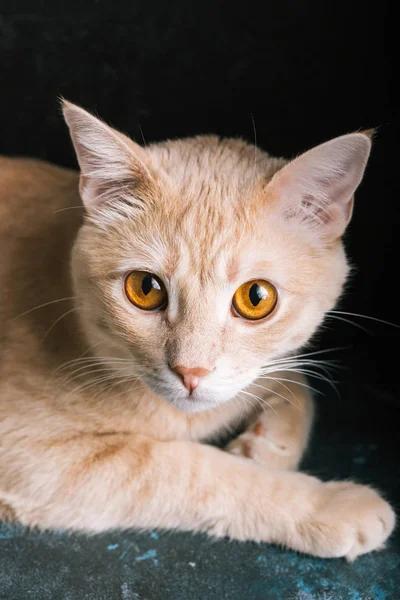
0 0 396 393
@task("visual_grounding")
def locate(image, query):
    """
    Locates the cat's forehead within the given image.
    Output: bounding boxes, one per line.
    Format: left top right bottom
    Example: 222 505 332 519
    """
87 137 304 286
141 137 288 269
94 138 298 285
147 136 286 206
115 203 301 293
124 211 245 285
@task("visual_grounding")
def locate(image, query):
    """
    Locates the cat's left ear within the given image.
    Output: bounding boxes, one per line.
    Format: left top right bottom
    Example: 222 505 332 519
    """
62 100 156 211
267 132 372 241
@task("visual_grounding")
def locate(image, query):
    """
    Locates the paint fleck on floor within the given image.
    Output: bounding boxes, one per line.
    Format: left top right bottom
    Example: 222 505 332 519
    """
135 549 158 566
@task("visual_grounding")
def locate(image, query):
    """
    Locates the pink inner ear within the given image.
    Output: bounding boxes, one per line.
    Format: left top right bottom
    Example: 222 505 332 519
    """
300 195 332 224
270 133 371 241
283 194 337 227
63 101 156 212
281 181 354 239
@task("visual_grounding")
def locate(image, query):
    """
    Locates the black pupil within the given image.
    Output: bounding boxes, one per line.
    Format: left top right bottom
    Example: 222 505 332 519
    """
142 275 155 296
249 283 265 307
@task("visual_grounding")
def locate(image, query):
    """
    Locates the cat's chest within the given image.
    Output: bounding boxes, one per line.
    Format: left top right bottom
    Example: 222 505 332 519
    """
82 390 251 443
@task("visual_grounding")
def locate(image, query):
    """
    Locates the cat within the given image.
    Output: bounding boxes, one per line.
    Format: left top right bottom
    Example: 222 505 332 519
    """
0 101 395 560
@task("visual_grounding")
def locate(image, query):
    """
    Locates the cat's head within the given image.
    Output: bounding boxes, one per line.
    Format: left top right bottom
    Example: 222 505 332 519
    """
64 101 371 413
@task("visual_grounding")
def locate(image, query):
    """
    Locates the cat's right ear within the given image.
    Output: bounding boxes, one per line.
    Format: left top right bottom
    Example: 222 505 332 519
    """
266 132 372 242
62 100 156 211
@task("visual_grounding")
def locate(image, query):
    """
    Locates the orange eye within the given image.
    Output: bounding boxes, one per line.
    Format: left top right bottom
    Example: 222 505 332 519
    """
232 280 277 320
125 271 168 311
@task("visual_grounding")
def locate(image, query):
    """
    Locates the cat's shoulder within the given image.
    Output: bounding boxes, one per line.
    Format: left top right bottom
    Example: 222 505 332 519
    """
0 156 81 239
0 155 79 210
0 155 78 189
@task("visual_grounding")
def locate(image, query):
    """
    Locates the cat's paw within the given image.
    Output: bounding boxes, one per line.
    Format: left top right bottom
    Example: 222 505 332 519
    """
227 432 300 470
226 413 301 471
301 481 396 560
0 500 16 522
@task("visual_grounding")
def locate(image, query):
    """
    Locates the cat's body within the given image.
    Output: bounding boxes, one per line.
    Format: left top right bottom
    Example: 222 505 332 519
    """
0 104 395 559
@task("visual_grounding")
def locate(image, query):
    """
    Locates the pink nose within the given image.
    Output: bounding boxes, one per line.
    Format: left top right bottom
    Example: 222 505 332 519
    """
171 365 211 394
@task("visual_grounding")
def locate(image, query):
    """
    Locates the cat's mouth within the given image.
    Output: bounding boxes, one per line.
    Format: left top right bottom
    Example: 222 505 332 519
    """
141 371 226 414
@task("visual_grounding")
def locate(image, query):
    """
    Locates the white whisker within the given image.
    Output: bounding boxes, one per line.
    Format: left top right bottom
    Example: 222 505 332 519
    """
64 372 130 399
329 310 400 329
106 380 148 403
59 365 120 387
258 376 322 396
251 382 301 410
53 356 140 377
237 392 256 414
53 205 84 214
41 307 78 341
262 346 346 364
240 390 278 415
11 296 77 322
325 314 371 333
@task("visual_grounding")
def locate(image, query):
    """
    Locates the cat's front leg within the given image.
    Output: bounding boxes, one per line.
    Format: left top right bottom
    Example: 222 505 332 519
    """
227 372 314 470
2 433 394 559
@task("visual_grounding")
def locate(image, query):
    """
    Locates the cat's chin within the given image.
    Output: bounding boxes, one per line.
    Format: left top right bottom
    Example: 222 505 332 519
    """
167 396 224 414
145 380 230 413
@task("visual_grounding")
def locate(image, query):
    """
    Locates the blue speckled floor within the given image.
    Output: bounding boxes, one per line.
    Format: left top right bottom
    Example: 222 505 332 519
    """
1 383 399 600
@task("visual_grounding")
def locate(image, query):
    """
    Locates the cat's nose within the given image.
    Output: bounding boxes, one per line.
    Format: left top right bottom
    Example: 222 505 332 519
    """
171 365 211 394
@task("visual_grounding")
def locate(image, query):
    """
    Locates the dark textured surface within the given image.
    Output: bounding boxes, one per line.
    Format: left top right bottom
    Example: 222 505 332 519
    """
0 1 397 599
1 382 399 600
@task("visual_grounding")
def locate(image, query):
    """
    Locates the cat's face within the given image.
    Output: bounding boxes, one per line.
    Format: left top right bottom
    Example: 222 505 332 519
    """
65 102 371 413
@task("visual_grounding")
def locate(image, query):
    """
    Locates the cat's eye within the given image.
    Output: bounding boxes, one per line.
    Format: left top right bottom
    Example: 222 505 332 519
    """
232 279 277 320
125 271 168 311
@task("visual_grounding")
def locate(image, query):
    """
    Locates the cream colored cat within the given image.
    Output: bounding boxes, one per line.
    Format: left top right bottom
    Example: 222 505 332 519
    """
0 101 395 560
